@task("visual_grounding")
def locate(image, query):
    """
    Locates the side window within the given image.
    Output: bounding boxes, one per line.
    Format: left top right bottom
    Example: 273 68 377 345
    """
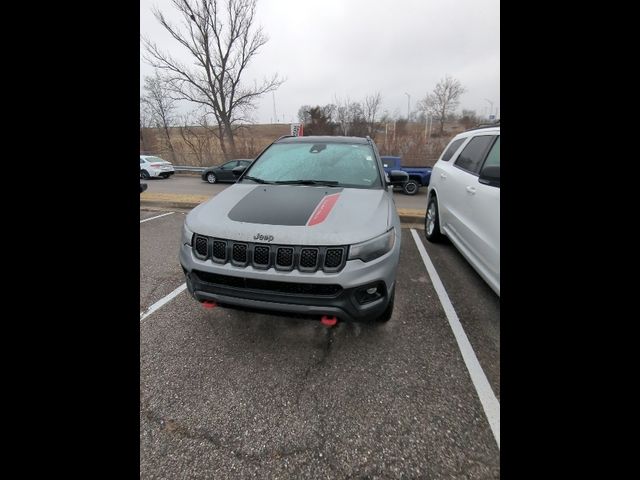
482 136 500 168
454 135 495 175
140 158 144 164
241 160 251 166
221 161 237 170
441 138 465 162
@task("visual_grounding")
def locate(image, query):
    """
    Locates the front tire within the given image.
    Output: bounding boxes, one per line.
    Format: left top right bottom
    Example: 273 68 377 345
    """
403 179 419 195
206 172 217 184
140 170 151 180
425 195 444 242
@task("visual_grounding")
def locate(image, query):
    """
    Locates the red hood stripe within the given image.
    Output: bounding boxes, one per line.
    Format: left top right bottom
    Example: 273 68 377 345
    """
306 193 341 226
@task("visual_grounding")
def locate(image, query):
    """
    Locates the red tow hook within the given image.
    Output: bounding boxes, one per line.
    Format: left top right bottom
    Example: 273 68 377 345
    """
320 315 338 327
202 300 217 309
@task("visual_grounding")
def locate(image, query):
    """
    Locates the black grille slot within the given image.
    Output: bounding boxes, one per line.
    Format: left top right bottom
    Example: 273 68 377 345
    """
193 270 342 296
324 248 343 268
194 236 208 258
276 247 294 267
253 245 270 266
232 243 248 264
212 240 226 260
299 249 318 269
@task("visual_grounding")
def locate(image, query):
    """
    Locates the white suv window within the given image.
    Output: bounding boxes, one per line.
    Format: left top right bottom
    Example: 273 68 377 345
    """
441 138 465 162
454 135 495 175
482 136 500 168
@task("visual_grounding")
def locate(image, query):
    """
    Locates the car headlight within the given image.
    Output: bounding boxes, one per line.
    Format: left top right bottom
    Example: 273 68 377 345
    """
348 228 396 262
182 222 194 246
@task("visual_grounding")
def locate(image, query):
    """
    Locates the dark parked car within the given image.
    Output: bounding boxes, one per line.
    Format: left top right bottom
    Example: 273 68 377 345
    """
202 159 253 184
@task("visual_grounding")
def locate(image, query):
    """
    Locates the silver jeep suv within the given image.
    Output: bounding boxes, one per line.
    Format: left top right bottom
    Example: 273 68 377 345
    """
179 135 408 323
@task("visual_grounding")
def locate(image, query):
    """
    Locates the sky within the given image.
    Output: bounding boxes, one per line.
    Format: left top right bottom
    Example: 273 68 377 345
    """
140 0 500 124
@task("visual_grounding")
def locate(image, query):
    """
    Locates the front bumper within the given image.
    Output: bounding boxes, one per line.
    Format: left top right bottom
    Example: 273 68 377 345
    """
179 241 400 323
150 168 175 177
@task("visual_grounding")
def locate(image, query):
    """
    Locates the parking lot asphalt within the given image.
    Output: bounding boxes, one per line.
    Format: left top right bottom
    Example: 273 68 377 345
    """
140 208 500 479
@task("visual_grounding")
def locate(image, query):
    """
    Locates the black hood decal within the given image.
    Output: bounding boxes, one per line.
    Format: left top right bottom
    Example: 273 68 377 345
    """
228 186 343 226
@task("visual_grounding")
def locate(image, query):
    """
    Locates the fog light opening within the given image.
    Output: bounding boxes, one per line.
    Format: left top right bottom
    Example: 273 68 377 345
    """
355 283 385 304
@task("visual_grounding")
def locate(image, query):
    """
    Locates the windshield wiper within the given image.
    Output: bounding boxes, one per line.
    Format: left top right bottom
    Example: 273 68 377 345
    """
242 175 273 184
274 179 340 186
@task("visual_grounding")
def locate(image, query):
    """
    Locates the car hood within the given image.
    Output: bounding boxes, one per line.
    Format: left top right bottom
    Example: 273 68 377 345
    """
186 184 392 245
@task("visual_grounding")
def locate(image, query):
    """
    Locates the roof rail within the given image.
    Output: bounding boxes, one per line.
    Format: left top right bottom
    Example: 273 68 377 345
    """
466 120 500 132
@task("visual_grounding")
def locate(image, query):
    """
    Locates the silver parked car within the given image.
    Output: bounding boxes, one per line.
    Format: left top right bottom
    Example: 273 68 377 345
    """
425 125 500 296
180 135 408 323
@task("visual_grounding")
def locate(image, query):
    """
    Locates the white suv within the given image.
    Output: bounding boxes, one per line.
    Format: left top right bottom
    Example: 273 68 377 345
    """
425 125 500 296
140 155 175 179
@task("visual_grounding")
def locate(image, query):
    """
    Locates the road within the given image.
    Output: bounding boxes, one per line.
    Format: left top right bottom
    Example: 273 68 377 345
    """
140 208 500 479
146 175 429 212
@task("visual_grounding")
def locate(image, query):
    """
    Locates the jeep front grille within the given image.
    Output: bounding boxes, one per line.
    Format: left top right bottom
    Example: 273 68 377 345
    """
191 236 348 272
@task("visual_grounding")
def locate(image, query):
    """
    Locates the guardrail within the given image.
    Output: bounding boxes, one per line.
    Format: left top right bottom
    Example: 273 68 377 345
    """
173 166 206 173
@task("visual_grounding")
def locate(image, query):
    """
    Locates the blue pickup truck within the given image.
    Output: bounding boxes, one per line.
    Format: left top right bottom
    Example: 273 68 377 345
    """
381 156 432 195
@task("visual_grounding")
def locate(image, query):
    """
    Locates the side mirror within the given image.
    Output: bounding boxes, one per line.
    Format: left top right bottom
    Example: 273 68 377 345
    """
388 170 409 185
478 165 500 187
232 165 247 177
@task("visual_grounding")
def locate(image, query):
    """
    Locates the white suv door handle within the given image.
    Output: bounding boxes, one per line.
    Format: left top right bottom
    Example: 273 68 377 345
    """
440 173 447 179
466 186 476 194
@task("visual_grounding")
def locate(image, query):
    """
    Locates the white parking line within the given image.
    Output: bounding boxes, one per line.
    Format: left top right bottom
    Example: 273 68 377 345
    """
410 229 500 449
140 212 174 224
140 283 187 322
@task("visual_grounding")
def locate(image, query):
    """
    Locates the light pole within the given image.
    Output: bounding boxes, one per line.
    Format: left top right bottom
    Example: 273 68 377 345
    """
484 98 494 119
405 92 411 121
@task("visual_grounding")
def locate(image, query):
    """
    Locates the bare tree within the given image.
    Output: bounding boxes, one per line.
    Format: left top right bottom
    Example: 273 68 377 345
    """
334 96 368 136
298 104 336 135
419 75 466 135
178 113 217 166
334 96 351 136
364 92 382 138
459 109 479 129
140 105 153 154
142 0 284 160
297 105 312 124
141 72 178 161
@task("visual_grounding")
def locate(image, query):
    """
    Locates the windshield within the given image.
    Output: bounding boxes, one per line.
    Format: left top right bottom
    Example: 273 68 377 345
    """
243 142 382 188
